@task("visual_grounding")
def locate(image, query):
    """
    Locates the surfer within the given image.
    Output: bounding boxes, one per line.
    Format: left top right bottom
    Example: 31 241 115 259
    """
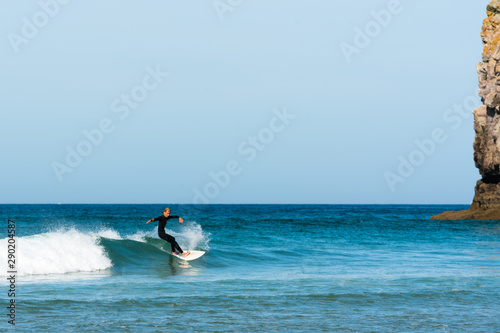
146 208 190 258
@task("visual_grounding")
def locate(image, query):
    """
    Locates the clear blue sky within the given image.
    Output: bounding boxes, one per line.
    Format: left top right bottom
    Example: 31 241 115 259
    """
0 0 487 204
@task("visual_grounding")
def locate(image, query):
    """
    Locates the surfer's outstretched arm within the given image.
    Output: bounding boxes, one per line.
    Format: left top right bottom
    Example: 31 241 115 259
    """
169 215 184 223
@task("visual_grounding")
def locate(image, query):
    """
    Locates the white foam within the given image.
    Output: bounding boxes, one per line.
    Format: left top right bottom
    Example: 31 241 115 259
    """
165 221 211 251
0 229 113 276
92 229 122 240
126 229 156 242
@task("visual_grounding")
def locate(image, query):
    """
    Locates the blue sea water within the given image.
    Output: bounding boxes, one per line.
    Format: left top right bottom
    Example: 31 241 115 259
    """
0 204 499 332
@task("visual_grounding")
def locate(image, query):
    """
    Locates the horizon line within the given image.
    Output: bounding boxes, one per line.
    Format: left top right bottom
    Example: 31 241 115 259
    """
0 203 472 206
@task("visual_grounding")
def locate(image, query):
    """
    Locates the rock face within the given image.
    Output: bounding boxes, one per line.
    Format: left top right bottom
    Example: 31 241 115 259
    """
432 1 500 220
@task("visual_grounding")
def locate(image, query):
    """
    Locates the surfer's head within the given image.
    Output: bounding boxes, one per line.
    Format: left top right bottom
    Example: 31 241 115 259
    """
163 207 171 217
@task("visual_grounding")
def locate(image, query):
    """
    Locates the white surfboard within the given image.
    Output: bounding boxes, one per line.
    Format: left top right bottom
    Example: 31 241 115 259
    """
171 250 205 261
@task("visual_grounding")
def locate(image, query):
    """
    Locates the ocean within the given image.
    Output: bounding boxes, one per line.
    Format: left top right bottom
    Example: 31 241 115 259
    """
0 204 499 332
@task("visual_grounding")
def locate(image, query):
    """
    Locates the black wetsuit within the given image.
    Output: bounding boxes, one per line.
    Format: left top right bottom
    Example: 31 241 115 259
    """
151 215 184 254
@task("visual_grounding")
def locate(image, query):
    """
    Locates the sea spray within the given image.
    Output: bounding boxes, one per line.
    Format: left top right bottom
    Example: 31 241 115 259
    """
127 229 157 243
0 228 114 276
164 221 211 251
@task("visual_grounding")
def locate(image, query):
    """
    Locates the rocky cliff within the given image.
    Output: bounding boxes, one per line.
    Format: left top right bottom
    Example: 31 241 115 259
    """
432 0 500 220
